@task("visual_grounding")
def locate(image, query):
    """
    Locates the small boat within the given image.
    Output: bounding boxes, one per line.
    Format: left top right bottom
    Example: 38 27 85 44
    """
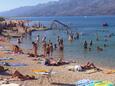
102 23 109 27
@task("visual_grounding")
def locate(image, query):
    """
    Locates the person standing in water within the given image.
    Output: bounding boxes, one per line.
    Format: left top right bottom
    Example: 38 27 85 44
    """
42 36 46 43
90 40 93 46
84 40 88 50
50 42 53 56
42 41 47 57
46 44 50 58
96 33 99 41
32 42 38 58
58 38 64 63
36 35 40 42
76 32 80 39
54 44 57 50
17 38 21 45
57 36 60 46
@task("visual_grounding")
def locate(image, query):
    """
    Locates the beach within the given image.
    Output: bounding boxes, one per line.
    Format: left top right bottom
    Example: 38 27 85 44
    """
0 16 115 86
0 40 115 86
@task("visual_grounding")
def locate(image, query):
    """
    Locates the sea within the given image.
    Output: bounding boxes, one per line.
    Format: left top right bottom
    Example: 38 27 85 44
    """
10 16 115 69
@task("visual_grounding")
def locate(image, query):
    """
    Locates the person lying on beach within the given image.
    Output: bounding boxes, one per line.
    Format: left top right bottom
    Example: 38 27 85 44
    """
45 58 70 66
10 70 35 81
27 53 44 57
69 62 101 72
12 45 23 54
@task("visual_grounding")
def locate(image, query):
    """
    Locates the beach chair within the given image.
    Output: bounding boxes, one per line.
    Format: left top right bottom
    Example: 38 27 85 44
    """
39 68 53 84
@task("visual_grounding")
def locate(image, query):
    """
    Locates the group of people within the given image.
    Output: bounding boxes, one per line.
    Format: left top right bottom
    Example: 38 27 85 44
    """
83 40 106 52
1 20 26 29
32 35 64 59
68 32 80 41
83 40 93 51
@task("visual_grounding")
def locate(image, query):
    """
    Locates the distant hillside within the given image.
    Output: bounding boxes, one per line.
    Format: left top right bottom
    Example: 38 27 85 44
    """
0 0 115 17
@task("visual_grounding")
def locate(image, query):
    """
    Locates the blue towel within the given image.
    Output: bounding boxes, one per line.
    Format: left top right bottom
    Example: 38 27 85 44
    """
7 63 27 66
0 62 27 66
0 57 13 61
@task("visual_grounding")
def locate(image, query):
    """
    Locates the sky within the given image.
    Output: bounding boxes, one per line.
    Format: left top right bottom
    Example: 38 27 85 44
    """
0 0 58 12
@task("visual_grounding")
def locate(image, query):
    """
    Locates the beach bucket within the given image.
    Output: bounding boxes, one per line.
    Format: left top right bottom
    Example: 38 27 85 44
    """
94 81 114 86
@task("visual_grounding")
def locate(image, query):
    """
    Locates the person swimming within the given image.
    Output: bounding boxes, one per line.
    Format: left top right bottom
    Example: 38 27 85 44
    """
97 46 103 51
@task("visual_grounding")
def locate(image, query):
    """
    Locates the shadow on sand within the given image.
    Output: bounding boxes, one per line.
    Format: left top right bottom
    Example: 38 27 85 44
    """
51 82 75 86
0 72 11 76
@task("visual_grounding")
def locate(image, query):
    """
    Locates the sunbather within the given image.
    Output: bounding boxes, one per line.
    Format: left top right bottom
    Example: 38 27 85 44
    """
45 58 70 66
82 62 97 69
12 45 23 54
74 62 100 71
11 70 35 81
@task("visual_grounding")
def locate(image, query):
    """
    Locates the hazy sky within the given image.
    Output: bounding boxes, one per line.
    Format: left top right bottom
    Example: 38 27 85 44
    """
0 0 58 12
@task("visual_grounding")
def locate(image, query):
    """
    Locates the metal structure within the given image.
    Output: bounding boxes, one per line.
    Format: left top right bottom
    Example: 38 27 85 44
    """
50 20 72 34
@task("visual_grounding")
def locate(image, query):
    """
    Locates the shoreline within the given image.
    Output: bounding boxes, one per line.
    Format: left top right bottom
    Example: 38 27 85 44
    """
8 35 115 70
9 37 115 70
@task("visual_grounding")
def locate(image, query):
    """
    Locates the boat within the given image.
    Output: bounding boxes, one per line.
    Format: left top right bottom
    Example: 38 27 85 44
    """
102 23 109 27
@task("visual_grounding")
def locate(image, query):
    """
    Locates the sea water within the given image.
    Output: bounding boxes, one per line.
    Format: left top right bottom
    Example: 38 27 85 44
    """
10 16 115 69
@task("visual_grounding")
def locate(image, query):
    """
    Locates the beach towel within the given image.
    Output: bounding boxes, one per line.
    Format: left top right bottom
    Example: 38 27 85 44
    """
105 70 115 74
32 69 48 73
34 71 57 75
0 57 13 61
1 83 20 86
75 80 114 86
0 62 27 67
0 50 12 53
94 81 114 86
85 69 99 74
33 69 58 75
0 62 7 66
75 79 94 86
6 63 27 67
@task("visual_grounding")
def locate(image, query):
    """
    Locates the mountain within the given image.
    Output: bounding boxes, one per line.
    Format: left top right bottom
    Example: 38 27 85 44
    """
0 0 115 17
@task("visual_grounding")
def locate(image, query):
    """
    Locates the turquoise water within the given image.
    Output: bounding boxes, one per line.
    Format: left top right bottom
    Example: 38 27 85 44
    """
11 16 115 69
